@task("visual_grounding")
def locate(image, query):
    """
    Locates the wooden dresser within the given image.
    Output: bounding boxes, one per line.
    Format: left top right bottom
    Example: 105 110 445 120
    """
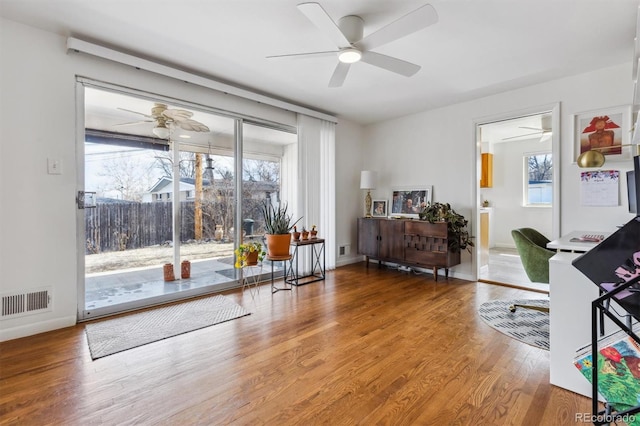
357 217 461 280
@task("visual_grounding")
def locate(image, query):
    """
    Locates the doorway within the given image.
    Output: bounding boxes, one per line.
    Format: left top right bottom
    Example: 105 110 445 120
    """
476 105 559 291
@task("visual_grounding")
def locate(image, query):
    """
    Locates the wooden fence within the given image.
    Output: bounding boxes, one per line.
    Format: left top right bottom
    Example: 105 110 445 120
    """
85 201 265 254
85 202 192 254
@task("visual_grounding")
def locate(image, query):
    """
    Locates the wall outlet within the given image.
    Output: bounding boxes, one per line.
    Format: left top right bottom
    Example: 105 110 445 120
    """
339 244 351 256
47 158 62 175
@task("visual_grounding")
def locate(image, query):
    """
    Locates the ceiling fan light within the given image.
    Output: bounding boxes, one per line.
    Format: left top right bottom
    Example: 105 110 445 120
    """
338 48 362 64
152 125 170 139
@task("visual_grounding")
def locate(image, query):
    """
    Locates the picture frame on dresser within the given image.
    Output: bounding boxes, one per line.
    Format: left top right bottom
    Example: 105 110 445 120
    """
372 199 387 217
390 186 432 218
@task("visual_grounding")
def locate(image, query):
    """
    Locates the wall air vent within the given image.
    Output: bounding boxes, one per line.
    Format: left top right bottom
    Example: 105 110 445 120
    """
1 287 52 319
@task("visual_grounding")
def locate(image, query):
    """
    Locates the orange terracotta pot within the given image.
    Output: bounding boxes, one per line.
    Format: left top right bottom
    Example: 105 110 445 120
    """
181 260 191 278
163 263 175 281
265 233 291 258
245 250 259 266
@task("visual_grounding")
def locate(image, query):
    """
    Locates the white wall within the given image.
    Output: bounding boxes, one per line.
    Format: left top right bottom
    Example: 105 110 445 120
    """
334 120 365 266
363 62 636 281
0 18 365 341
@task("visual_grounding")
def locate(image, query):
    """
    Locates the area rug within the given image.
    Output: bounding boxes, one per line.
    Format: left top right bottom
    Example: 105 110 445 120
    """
85 295 250 360
477 299 549 351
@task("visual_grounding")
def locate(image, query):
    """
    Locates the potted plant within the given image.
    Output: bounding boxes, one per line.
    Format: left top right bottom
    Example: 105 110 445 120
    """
259 202 302 258
418 202 475 253
234 241 266 268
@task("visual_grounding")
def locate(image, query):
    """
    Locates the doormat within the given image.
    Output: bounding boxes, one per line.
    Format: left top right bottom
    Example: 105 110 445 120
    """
477 299 549 351
85 295 250 360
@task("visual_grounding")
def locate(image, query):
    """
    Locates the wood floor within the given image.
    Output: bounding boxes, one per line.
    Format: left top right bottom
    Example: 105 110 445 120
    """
1 263 594 425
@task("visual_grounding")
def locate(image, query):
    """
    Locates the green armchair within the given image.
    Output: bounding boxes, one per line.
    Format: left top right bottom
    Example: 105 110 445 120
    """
511 228 555 283
509 228 554 313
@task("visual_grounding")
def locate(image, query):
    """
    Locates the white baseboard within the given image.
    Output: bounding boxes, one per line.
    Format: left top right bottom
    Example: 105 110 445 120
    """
336 255 363 267
0 315 76 342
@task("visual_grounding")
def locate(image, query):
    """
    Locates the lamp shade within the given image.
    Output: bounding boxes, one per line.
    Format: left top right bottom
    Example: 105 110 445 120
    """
153 125 170 139
577 150 605 168
360 171 377 189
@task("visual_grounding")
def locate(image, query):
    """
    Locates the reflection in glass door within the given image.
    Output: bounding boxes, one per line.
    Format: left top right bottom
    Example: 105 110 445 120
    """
80 85 239 319
239 122 296 283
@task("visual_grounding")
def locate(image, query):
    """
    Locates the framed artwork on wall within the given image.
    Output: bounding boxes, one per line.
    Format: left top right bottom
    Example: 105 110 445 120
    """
372 200 387 217
390 186 432 218
573 105 632 163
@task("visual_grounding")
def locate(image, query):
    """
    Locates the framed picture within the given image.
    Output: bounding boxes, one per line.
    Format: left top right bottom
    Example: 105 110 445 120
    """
372 199 387 217
573 105 632 163
390 186 432 218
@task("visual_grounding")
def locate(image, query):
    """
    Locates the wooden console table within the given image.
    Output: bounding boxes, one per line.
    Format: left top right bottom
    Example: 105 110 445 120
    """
357 218 460 281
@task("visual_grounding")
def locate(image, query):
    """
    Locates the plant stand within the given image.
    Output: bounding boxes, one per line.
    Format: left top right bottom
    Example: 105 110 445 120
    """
286 238 326 286
241 263 263 298
267 254 294 293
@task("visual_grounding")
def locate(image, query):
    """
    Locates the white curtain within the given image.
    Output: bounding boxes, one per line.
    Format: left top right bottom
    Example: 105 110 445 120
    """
297 114 336 270
281 142 298 218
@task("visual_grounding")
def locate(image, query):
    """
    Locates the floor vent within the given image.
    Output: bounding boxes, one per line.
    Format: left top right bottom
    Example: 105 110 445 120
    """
1 287 52 319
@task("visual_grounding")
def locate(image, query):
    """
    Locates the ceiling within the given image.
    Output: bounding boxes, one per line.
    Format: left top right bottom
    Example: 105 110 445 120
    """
1 0 638 125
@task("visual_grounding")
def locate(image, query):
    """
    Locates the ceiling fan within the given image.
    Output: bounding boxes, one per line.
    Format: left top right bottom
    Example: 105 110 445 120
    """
502 116 552 142
267 2 438 87
116 103 209 139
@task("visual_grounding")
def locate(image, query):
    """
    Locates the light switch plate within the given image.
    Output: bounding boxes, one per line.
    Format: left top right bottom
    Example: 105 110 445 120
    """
47 158 62 175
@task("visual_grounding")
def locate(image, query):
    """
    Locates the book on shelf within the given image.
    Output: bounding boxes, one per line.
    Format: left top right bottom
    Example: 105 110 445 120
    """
574 328 640 422
572 217 640 321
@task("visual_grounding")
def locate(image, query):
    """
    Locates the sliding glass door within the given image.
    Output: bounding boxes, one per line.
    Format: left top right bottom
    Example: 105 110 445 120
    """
78 83 297 320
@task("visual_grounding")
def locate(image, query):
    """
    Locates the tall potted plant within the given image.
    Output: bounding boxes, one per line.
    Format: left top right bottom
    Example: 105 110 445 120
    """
260 202 302 258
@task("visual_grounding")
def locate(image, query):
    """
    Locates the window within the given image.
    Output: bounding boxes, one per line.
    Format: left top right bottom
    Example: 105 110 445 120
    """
525 153 552 206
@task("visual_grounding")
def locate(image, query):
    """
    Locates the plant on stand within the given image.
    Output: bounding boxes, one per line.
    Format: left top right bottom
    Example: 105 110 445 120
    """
259 202 302 258
234 241 266 268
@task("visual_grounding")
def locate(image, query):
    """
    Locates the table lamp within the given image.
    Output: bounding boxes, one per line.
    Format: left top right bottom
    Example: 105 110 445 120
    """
360 170 377 218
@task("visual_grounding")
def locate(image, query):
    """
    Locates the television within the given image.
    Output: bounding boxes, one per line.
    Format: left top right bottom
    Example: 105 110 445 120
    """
628 155 640 216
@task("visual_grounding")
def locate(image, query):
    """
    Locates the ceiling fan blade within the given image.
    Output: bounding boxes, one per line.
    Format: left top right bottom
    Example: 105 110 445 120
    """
266 50 338 59
328 62 350 87
360 51 420 77
297 2 351 49
117 107 153 119
502 131 545 141
539 132 552 143
357 4 438 51
177 119 210 133
114 119 153 127
519 126 547 132
163 109 194 121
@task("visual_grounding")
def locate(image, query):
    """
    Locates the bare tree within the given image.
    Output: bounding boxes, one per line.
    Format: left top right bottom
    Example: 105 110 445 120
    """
98 154 154 201
243 158 279 182
528 154 552 181
153 151 196 178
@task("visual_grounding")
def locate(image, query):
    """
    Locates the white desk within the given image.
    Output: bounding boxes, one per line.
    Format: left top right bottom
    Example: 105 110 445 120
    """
547 230 614 398
547 230 610 253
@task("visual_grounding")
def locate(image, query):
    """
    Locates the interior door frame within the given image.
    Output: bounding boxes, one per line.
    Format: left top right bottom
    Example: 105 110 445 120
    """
472 102 560 281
